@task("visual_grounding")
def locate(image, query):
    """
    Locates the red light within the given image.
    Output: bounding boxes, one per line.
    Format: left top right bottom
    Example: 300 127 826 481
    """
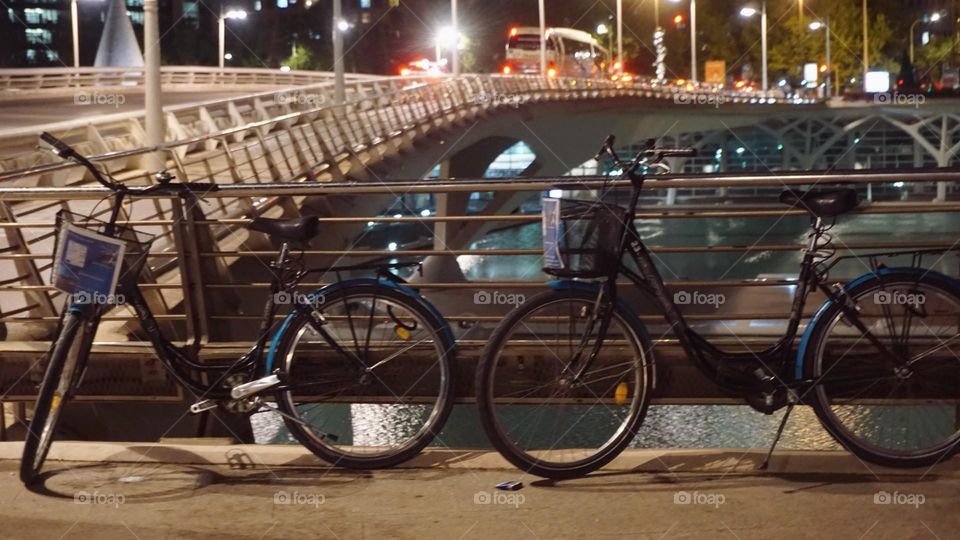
509 27 519 37
673 14 684 25
399 67 411 76
547 67 557 78
502 65 512 75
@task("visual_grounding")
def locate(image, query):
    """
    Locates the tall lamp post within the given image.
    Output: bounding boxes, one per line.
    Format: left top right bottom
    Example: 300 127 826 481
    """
538 0 547 76
143 0 163 171
669 0 698 82
451 0 459 75
809 18 831 98
333 0 346 104
740 1 768 91
909 12 942 63
218 8 247 70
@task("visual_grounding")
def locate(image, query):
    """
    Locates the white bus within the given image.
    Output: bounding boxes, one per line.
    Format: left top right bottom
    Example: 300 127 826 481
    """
502 26 608 78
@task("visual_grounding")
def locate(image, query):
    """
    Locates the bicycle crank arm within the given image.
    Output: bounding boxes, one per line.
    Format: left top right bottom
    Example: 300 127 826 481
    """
230 374 281 400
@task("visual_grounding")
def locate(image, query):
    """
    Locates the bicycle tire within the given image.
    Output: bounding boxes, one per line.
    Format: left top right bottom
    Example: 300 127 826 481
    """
20 312 85 484
274 281 455 469
476 288 654 479
805 270 960 468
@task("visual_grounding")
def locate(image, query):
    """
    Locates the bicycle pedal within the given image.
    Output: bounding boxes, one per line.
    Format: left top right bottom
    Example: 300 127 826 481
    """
189 399 218 414
230 374 281 400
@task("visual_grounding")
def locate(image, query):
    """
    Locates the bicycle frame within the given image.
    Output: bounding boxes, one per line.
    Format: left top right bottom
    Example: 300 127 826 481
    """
69 192 429 403
573 168 928 395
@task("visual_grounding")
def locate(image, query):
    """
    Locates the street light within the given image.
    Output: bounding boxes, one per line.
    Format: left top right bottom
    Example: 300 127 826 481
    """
740 1 768 91
218 8 247 70
597 22 614 64
435 26 463 66
808 18 831 98
333 0 345 103
669 0 698 82
909 12 943 63
69 0 104 69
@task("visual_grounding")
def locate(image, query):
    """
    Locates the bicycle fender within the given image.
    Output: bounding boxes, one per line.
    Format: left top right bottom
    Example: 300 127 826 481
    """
264 278 453 374
794 267 959 379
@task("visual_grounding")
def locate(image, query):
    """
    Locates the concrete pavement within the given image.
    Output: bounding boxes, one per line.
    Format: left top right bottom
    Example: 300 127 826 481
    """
0 442 957 539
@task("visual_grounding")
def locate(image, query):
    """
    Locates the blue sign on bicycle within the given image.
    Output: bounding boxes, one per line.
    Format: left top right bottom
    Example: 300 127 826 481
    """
542 198 564 270
51 222 126 299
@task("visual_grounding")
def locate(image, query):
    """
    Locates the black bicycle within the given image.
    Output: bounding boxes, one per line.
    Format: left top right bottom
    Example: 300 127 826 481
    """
21 133 456 484
476 135 960 479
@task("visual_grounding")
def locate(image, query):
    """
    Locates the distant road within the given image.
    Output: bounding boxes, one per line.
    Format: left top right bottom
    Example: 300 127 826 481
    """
0 90 256 131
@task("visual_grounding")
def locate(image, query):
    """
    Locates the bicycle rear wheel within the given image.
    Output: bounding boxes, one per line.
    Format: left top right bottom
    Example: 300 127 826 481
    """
20 312 86 484
274 282 455 468
476 288 654 479
805 271 960 468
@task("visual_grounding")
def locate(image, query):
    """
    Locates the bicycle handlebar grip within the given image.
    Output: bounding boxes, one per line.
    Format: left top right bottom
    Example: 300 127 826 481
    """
40 132 73 157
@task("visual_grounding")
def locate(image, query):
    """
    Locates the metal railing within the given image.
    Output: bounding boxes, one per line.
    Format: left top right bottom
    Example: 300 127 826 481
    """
0 156 957 401
0 66 380 93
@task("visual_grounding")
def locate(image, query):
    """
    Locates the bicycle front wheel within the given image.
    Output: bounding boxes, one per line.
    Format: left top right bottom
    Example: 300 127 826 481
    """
20 311 86 484
805 271 960 468
476 288 654 479
275 282 455 468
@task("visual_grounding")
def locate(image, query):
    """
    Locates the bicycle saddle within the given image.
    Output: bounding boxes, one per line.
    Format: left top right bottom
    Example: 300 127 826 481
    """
779 188 859 218
248 215 320 242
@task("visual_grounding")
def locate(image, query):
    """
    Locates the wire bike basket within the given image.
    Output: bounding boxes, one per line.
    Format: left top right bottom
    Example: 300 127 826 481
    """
542 198 629 279
51 210 156 303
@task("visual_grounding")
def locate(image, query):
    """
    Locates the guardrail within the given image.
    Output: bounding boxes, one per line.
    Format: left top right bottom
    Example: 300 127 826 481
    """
0 161 956 402
0 66 379 93
0 71 815 174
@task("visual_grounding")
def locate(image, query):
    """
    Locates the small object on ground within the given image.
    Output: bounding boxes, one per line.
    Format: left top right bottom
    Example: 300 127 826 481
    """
495 481 523 491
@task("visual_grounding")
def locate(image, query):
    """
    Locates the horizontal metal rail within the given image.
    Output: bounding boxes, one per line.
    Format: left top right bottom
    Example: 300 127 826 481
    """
0 66 378 93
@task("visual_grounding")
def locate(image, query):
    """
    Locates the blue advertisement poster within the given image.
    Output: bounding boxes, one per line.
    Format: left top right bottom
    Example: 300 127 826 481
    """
51 222 126 299
542 198 564 270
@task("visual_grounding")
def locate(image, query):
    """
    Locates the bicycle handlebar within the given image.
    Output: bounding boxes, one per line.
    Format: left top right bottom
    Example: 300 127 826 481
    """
595 135 697 175
39 131 218 197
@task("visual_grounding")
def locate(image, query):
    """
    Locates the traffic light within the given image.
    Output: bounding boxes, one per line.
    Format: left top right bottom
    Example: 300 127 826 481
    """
673 13 686 29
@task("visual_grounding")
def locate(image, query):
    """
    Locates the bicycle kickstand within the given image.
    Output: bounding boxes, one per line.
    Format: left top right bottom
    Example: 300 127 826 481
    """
759 404 794 471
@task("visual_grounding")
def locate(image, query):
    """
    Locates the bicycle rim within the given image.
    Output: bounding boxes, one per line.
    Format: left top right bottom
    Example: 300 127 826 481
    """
480 291 651 476
277 286 452 466
21 313 84 482
812 277 960 464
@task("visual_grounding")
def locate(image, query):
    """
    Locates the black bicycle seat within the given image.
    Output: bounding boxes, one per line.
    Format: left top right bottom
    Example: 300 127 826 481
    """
779 188 859 218
248 216 320 242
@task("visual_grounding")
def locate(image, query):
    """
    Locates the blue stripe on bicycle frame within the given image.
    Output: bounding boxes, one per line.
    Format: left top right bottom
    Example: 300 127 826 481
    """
794 267 958 379
264 278 454 375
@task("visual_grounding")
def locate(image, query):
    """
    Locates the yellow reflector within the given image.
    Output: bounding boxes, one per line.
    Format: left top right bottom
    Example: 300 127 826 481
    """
614 383 628 405
395 325 411 341
51 393 62 411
